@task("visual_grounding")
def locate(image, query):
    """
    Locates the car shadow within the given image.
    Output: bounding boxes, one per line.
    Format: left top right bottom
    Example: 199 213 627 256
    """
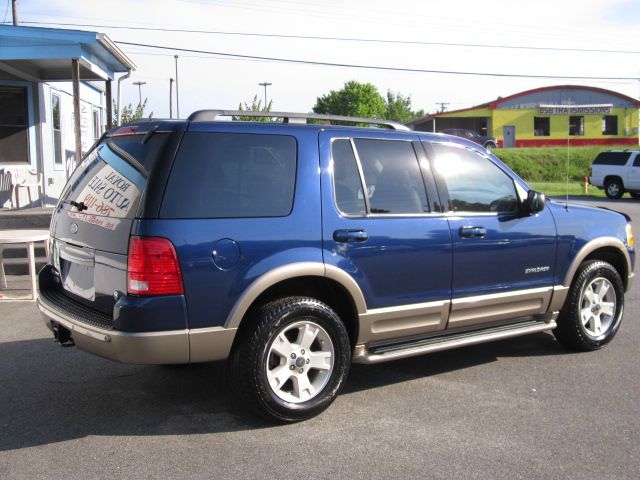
0 331 568 451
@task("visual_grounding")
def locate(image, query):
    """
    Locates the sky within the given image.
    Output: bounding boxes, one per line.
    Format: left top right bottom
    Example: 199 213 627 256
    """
4 0 640 119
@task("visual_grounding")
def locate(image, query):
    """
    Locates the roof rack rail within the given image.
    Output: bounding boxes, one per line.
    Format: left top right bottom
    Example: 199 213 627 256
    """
187 110 411 131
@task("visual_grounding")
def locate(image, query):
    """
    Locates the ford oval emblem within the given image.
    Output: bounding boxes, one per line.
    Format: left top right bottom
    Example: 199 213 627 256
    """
70 223 78 234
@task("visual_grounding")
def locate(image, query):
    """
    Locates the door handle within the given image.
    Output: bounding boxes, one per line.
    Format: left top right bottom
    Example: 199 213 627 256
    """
333 229 368 243
459 226 487 238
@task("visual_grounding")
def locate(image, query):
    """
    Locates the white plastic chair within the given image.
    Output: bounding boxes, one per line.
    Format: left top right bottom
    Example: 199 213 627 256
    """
11 168 44 209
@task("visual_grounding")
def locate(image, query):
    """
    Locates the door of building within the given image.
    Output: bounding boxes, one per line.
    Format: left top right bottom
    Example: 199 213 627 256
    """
503 125 516 148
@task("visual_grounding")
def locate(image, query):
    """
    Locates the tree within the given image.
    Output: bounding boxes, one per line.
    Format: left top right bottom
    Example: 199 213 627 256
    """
313 81 387 119
113 98 153 126
313 81 425 124
234 95 273 122
385 90 424 123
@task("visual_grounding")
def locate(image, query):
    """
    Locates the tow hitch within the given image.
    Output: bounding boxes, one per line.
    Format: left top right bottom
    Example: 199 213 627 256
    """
52 321 75 347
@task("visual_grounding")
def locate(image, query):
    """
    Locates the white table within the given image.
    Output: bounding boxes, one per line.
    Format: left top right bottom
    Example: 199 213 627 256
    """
0 229 49 301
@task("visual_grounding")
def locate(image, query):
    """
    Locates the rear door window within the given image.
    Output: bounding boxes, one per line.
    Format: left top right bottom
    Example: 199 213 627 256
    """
352 138 430 215
331 139 366 216
161 133 297 218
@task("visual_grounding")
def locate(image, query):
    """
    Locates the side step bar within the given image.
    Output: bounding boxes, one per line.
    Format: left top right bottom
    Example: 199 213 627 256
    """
352 319 557 364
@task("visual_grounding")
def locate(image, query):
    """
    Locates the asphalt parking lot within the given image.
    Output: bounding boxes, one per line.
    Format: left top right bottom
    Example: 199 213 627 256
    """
1 196 639 480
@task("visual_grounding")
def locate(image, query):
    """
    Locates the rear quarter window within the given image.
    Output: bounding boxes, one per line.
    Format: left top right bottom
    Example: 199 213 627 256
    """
592 152 631 166
160 132 297 218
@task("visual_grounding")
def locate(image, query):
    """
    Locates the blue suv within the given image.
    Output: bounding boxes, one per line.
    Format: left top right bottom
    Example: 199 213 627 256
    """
38 110 635 422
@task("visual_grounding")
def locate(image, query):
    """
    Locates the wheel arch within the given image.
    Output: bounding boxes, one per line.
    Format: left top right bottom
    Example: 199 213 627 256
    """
604 175 624 188
224 262 366 346
563 237 632 291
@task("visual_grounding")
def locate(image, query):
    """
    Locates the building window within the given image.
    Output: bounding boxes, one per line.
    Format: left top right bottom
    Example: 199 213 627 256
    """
569 116 584 136
92 109 101 142
51 93 63 166
0 85 29 164
602 115 618 135
534 117 550 136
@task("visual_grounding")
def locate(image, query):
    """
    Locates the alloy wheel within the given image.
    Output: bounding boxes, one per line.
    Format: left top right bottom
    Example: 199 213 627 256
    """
265 320 334 404
580 277 616 339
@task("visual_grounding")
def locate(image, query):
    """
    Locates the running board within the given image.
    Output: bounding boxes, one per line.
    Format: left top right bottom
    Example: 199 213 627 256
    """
352 319 557 364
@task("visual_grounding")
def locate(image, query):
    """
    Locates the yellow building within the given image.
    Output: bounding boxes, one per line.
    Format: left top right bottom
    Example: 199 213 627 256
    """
410 85 639 148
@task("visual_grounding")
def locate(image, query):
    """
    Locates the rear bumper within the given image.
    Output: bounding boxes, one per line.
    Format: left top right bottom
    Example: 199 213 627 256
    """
37 294 237 365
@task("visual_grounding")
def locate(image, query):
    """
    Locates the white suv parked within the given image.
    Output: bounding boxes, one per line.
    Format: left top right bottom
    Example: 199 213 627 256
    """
589 150 640 199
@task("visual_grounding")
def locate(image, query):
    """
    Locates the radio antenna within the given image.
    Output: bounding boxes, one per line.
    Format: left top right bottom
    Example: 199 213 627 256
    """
566 128 570 210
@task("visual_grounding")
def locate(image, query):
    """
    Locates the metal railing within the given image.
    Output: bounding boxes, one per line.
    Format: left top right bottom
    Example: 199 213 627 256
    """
187 110 411 131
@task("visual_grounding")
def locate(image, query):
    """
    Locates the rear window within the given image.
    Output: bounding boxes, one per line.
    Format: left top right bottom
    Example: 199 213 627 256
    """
59 133 171 219
160 133 297 219
592 152 631 166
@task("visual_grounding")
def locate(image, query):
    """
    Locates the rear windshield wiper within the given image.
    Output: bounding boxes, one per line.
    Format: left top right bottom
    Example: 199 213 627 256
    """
62 200 88 212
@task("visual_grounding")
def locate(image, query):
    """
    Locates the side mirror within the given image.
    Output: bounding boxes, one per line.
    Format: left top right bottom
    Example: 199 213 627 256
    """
524 190 546 215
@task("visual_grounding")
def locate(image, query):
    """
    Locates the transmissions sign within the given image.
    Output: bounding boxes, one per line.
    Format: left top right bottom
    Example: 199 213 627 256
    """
538 104 613 115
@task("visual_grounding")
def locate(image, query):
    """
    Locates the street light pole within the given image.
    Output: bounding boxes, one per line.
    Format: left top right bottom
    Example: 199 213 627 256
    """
133 81 146 106
174 55 180 118
169 78 174 119
259 82 272 108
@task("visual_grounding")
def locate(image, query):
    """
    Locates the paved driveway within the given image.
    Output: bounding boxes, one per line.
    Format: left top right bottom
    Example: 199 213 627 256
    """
1 197 639 479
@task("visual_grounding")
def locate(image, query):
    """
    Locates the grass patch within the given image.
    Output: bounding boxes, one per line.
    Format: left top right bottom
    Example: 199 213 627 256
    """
493 145 637 182
529 181 605 197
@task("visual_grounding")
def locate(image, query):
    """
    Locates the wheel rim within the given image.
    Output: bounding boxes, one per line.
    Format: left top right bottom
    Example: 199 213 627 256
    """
580 277 616 339
265 320 334 404
607 183 620 196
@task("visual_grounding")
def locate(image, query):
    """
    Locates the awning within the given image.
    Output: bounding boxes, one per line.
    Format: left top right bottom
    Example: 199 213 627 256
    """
0 25 136 82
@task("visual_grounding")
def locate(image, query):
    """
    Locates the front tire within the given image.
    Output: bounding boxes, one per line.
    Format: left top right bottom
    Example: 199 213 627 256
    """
604 178 624 199
554 260 624 351
229 297 351 423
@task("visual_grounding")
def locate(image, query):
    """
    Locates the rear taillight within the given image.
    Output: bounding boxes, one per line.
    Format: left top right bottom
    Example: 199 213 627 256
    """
127 236 184 296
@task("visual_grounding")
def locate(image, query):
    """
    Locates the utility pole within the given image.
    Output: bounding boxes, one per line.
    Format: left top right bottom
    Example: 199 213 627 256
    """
259 82 272 108
12 0 18 25
133 81 146 106
174 55 180 118
169 78 174 119
436 101 449 113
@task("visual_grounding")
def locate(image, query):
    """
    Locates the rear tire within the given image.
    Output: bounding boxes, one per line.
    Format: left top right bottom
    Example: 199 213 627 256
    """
604 178 624 199
229 297 351 423
554 260 624 351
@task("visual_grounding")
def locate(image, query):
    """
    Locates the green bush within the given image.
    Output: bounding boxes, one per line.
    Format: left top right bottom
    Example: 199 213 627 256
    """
492 145 637 182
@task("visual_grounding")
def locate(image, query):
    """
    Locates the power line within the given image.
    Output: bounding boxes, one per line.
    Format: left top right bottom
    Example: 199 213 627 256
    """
119 49 640 86
14 20 640 56
2 0 9 24
114 40 640 81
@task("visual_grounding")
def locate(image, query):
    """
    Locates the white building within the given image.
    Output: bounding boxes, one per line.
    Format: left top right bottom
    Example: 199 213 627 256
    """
0 25 136 208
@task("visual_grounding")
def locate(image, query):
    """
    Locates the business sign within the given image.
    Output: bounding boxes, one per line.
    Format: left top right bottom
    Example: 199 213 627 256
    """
538 104 613 115
75 163 140 218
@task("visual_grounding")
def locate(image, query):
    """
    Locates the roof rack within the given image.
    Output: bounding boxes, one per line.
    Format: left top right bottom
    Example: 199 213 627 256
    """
187 110 411 131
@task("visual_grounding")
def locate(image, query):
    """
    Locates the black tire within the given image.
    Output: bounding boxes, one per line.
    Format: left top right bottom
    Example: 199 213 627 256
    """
484 142 496 150
229 297 351 423
604 178 624 199
554 260 624 351
630 192 640 199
